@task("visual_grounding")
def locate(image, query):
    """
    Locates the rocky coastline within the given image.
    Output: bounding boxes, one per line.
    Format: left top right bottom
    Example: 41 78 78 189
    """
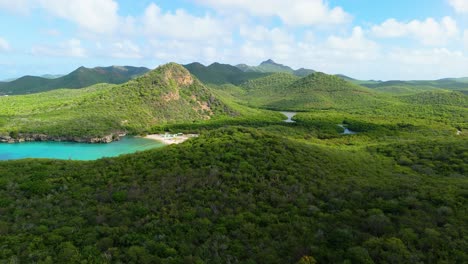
0 133 123 144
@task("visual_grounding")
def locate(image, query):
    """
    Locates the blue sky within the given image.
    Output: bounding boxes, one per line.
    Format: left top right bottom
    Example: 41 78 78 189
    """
1 0 468 80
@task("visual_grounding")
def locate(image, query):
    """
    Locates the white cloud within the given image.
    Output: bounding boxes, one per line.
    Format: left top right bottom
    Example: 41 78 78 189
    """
371 17 459 46
228 26 381 78
3 0 468 81
240 25 294 44
221 25 468 80
109 40 142 59
196 0 350 26
387 48 468 79
327 27 380 60
239 42 267 61
0 0 32 14
120 16 138 36
0 37 10 51
286 27 381 77
37 0 119 34
0 0 119 34
448 0 468 13
31 39 87 57
143 3 228 40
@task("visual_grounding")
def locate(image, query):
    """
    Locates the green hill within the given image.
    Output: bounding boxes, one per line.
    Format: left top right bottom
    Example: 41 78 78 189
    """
241 72 300 91
0 127 466 263
0 66 150 95
0 63 238 139
224 72 386 111
183 62 269 85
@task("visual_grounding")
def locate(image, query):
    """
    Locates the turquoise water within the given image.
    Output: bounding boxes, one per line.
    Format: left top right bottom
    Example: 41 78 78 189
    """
0 137 164 161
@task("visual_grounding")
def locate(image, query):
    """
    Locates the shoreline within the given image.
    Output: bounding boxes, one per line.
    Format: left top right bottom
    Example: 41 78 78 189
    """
0 133 122 144
144 133 198 145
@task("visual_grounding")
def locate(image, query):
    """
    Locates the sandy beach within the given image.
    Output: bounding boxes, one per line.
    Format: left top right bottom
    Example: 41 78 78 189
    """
144 133 198 145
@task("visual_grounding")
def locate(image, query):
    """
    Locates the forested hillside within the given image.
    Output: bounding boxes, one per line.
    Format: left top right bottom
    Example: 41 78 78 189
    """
0 127 466 263
215 71 388 111
399 90 468 107
0 60 467 263
0 63 240 138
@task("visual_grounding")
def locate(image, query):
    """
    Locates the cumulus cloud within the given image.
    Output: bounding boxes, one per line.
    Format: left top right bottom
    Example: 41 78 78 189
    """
228 26 381 78
143 3 228 40
371 17 459 46
31 39 87 57
37 0 119 34
327 27 380 60
3 0 468 81
448 0 468 13
149 39 229 64
196 0 350 26
0 0 119 34
240 25 294 44
0 37 10 51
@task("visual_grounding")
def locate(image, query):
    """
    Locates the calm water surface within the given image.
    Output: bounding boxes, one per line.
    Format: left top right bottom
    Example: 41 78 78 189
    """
281 111 297 123
0 137 164 161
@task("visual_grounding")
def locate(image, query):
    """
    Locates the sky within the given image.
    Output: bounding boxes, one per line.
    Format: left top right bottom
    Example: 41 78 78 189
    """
1 0 468 80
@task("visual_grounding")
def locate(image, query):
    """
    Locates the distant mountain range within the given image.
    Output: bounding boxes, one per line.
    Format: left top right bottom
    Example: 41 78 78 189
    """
0 66 150 95
40 74 65 79
2 74 64 82
2 59 468 96
182 59 315 86
183 62 269 85
359 78 468 90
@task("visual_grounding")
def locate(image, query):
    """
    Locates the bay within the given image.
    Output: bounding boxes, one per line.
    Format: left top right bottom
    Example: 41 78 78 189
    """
0 137 164 161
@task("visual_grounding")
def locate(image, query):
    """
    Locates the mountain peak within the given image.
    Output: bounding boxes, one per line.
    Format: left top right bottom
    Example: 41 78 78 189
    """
261 59 277 65
150 63 194 87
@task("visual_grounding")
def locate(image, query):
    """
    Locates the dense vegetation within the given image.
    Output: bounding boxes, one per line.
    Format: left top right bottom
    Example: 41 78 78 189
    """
205 67 467 135
399 91 468 107
214 71 390 111
0 66 149 95
0 63 253 138
0 60 467 263
0 128 466 263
